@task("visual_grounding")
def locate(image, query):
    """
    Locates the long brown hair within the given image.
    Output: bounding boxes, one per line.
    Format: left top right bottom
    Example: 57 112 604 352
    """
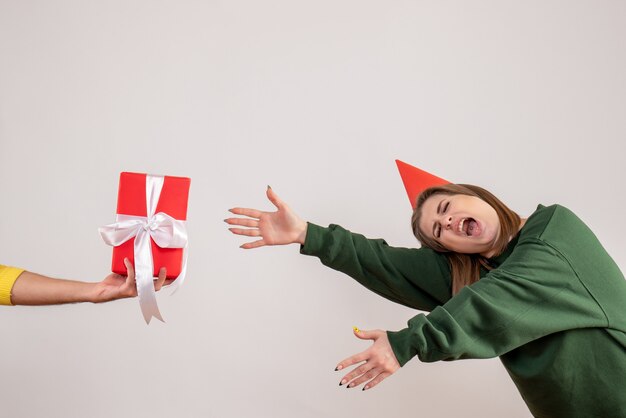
411 184 521 295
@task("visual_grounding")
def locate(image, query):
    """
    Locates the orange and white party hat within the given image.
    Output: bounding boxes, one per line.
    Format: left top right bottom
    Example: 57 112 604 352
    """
395 159 450 209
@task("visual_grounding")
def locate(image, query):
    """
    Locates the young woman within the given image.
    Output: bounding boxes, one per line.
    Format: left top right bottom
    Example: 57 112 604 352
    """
226 185 626 418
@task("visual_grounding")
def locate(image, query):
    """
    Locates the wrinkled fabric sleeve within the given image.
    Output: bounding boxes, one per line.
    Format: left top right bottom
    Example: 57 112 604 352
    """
300 223 452 311
387 238 608 366
0 265 25 306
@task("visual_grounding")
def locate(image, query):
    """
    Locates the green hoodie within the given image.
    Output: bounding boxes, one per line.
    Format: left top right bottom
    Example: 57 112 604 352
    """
301 204 626 418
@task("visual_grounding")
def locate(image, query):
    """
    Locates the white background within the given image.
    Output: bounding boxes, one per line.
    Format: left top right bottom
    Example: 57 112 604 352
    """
1 1 624 417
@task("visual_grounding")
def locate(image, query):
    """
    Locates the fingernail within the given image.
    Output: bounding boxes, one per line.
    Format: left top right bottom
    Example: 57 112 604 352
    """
353 326 360 333
346 383 353 389
223 219 228 223
362 386 368 391
339 379 347 386
267 185 272 190
335 365 343 371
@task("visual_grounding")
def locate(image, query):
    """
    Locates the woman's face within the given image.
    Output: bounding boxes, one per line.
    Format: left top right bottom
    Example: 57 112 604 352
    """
418 193 500 256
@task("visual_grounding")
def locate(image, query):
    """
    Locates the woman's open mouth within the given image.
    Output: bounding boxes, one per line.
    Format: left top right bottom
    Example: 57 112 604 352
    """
458 217 480 237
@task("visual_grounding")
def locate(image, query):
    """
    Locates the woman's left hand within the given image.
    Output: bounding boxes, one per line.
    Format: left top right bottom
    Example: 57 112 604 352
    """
335 328 401 391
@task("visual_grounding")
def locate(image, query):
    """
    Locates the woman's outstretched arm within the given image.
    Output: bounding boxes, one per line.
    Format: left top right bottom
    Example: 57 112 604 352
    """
226 187 452 311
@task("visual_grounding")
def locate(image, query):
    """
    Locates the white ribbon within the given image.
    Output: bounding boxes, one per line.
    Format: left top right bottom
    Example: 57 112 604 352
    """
99 175 188 324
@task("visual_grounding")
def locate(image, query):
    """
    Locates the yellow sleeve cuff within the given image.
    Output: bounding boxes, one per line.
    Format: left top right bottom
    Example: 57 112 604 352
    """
0 265 25 306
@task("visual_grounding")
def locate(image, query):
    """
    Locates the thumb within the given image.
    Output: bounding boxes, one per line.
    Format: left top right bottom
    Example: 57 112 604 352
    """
266 185 282 209
353 326 378 340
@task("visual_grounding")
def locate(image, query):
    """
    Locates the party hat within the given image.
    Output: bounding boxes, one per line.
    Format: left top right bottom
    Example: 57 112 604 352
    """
396 159 450 209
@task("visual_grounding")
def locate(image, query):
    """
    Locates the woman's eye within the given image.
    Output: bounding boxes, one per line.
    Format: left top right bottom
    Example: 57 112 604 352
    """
436 225 441 238
443 201 449 213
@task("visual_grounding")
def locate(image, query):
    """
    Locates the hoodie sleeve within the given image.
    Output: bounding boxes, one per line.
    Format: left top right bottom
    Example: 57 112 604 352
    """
387 238 607 365
300 222 452 311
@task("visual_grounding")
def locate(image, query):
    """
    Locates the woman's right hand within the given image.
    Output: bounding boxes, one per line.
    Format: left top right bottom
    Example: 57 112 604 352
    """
226 187 308 249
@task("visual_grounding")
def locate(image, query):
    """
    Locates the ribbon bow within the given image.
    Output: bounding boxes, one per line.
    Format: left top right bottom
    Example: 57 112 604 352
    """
99 175 188 324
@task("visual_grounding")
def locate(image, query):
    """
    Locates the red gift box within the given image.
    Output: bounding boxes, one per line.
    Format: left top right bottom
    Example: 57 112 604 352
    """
111 172 191 279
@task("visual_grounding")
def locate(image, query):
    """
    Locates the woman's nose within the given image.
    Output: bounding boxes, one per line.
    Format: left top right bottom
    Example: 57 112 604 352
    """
444 216 452 230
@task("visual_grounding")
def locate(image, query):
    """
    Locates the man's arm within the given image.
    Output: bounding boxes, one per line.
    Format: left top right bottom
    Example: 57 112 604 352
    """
2 259 168 306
